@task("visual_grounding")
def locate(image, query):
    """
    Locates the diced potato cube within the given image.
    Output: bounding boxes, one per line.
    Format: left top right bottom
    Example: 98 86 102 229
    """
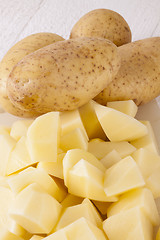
9 183 62 234
107 100 138 117
146 165 160 198
0 225 24 240
63 149 105 186
0 125 10 135
27 112 60 162
65 218 107 240
60 128 88 151
79 100 106 140
131 121 159 154
67 159 118 202
100 150 121 169
6 136 37 175
93 101 148 141
0 134 16 176
56 198 102 231
104 156 145 197
61 194 83 209
60 109 88 139
103 207 153 240
37 153 65 179
107 188 160 226
0 186 15 231
7 167 67 202
132 148 160 180
43 229 68 239
88 139 136 159
10 119 33 141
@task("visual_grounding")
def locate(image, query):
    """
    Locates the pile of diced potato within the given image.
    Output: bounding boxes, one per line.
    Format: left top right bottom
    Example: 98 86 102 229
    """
0 100 160 240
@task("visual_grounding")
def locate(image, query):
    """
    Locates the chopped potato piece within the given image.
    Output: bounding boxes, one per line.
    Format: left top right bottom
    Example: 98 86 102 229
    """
146 165 160 198
79 100 106 140
107 188 160 226
10 119 33 141
0 134 16 176
104 156 145 197
88 139 136 159
103 207 153 240
27 112 60 163
107 100 138 117
131 121 159 154
6 136 37 175
9 183 62 234
100 149 121 169
132 147 160 180
0 225 24 240
93 101 148 141
60 128 88 151
37 153 65 179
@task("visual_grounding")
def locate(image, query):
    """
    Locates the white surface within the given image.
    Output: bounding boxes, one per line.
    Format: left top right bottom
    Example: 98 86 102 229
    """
0 0 160 61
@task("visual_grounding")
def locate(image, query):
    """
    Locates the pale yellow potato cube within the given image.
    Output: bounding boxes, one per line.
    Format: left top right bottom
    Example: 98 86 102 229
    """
60 128 88 152
30 236 44 240
7 167 66 202
100 149 121 169
0 186 15 231
6 136 37 176
131 121 159 154
9 183 62 234
27 112 60 163
104 156 145 197
60 109 88 139
10 119 33 141
0 134 16 176
9 222 32 240
93 101 148 141
67 159 118 202
79 100 106 140
63 149 105 186
56 198 102 231
146 166 160 198
61 193 83 209
88 139 136 159
132 148 160 180
37 153 65 179
0 225 24 240
65 217 107 240
0 125 10 135
103 207 153 240
107 100 138 117
107 188 160 226
156 228 160 240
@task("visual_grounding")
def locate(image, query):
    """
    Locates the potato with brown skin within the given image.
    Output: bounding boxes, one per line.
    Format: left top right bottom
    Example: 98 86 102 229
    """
7 37 120 115
94 37 160 106
70 9 131 47
0 32 64 117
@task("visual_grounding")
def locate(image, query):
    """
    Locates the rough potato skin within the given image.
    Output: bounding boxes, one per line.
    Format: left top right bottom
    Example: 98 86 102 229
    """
0 32 64 117
94 37 160 106
7 37 120 114
70 9 131 47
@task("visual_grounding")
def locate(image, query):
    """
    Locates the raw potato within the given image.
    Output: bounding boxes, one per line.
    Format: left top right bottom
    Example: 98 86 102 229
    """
7 37 120 114
70 9 131 47
95 37 160 106
0 32 64 117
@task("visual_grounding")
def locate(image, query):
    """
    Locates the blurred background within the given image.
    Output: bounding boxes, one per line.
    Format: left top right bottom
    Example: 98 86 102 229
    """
0 0 160 60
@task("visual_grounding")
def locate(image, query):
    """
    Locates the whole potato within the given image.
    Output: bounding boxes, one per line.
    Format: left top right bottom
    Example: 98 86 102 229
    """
70 9 131 47
7 37 120 115
94 37 160 106
0 32 64 117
